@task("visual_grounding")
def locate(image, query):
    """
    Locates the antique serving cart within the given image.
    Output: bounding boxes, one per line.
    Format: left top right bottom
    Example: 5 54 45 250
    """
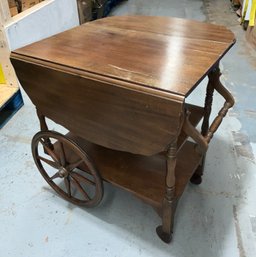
11 16 235 243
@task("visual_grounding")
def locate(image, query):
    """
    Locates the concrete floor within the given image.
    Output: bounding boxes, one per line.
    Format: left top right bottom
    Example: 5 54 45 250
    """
1 0 256 256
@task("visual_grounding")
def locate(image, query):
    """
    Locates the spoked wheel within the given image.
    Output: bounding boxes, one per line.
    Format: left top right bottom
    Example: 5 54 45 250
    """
32 131 103 207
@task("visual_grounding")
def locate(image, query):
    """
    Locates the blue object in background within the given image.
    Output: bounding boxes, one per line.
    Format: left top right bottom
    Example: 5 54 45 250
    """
0 90 24 129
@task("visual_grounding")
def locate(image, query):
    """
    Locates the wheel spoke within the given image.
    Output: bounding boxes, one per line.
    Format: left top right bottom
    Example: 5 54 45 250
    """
39 139 60 166
37 156 59 169
59 142 66 167
71 172 95 186
49 171 60 180
67 159 84 171
33 131 102 206
71 176 90 201
64 177 71 197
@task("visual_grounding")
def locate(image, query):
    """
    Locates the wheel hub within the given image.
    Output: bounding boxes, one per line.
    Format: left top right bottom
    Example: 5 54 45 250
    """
58 167 69 178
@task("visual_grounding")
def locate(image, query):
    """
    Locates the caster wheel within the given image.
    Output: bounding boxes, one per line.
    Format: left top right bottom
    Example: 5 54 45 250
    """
32 131 103 207
242 21 249 31
156 226 172 243
190 173 202 185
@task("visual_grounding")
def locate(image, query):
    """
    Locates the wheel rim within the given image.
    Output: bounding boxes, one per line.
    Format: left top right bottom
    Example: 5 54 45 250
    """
32 131 103 207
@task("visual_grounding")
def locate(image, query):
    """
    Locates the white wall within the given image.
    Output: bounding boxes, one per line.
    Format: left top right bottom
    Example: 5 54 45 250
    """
5 0 79 51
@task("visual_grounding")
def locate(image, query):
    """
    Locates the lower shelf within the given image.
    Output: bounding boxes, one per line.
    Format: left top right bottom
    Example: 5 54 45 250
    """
67 133 203 208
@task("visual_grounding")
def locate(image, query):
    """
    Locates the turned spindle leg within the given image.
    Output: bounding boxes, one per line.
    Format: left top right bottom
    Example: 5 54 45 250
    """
190 65 220 185
156 143 177 243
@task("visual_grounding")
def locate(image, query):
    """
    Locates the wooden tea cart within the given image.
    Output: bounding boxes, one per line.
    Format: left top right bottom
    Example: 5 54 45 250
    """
10 16 235 243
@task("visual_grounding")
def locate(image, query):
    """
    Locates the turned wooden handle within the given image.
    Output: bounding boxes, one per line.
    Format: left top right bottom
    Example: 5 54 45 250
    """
182 79 234 153
182 113 208 154
204 80 235 143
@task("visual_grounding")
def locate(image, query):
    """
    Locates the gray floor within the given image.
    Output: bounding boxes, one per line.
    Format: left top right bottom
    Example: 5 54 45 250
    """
1 0 256 256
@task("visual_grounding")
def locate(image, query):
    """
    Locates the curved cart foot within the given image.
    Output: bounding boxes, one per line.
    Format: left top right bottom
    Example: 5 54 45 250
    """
190 173 202 185
32 131 103 207
156 226 172 243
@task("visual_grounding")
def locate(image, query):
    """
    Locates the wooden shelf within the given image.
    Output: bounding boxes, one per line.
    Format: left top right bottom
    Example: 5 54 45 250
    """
53 104 204 208
67 134 202 208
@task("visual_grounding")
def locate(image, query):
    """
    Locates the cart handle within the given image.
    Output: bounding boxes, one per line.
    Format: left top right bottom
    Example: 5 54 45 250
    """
182 112 208 153
204 79 235 144
182 80 234 154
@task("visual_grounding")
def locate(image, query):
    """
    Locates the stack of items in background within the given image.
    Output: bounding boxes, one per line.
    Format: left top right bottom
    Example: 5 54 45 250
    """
8 0 45 16
231 0 256 47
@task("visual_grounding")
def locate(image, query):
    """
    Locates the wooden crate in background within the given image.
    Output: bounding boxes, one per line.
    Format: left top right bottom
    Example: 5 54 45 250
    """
22 0 40 11
8 0 44 16
8 0 18 16
9 6 18 16
8 0 16 7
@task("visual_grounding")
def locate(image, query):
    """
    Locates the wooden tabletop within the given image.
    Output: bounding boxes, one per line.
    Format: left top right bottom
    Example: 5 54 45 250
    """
11 16 235 97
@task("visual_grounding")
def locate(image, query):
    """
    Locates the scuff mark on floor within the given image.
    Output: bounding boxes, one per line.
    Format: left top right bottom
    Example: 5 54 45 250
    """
25 160 35 169
4 134 31 144
203 0 239 26
237 39 256 68
249 215 256 237
232 131 255 161
193 187 242 199
244 109 256 118
65 209 73 225
0 203 16 216
233 205 246 257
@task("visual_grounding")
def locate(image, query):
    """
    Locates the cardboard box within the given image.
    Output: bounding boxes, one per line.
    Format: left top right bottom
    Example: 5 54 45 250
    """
9 6 18 16
8 0 17 8
22 0 40 11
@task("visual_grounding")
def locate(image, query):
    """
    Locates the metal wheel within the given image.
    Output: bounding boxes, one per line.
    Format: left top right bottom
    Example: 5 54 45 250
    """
32 131 103 207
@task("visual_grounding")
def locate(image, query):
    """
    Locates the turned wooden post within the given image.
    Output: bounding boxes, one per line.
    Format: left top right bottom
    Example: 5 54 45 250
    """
190 65 217 184
201 70 216 137
156 142 177 243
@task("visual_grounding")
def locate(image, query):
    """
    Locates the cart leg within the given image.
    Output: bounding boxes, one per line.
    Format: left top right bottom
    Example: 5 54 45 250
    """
156 143 177 243
190 155 206 185
190 65 219 185
36 109 54 150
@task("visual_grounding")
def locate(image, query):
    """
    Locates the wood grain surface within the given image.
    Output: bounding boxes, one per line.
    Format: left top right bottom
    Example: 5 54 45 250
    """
11 58 184 155
11 16 235 97
62 133 202 207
